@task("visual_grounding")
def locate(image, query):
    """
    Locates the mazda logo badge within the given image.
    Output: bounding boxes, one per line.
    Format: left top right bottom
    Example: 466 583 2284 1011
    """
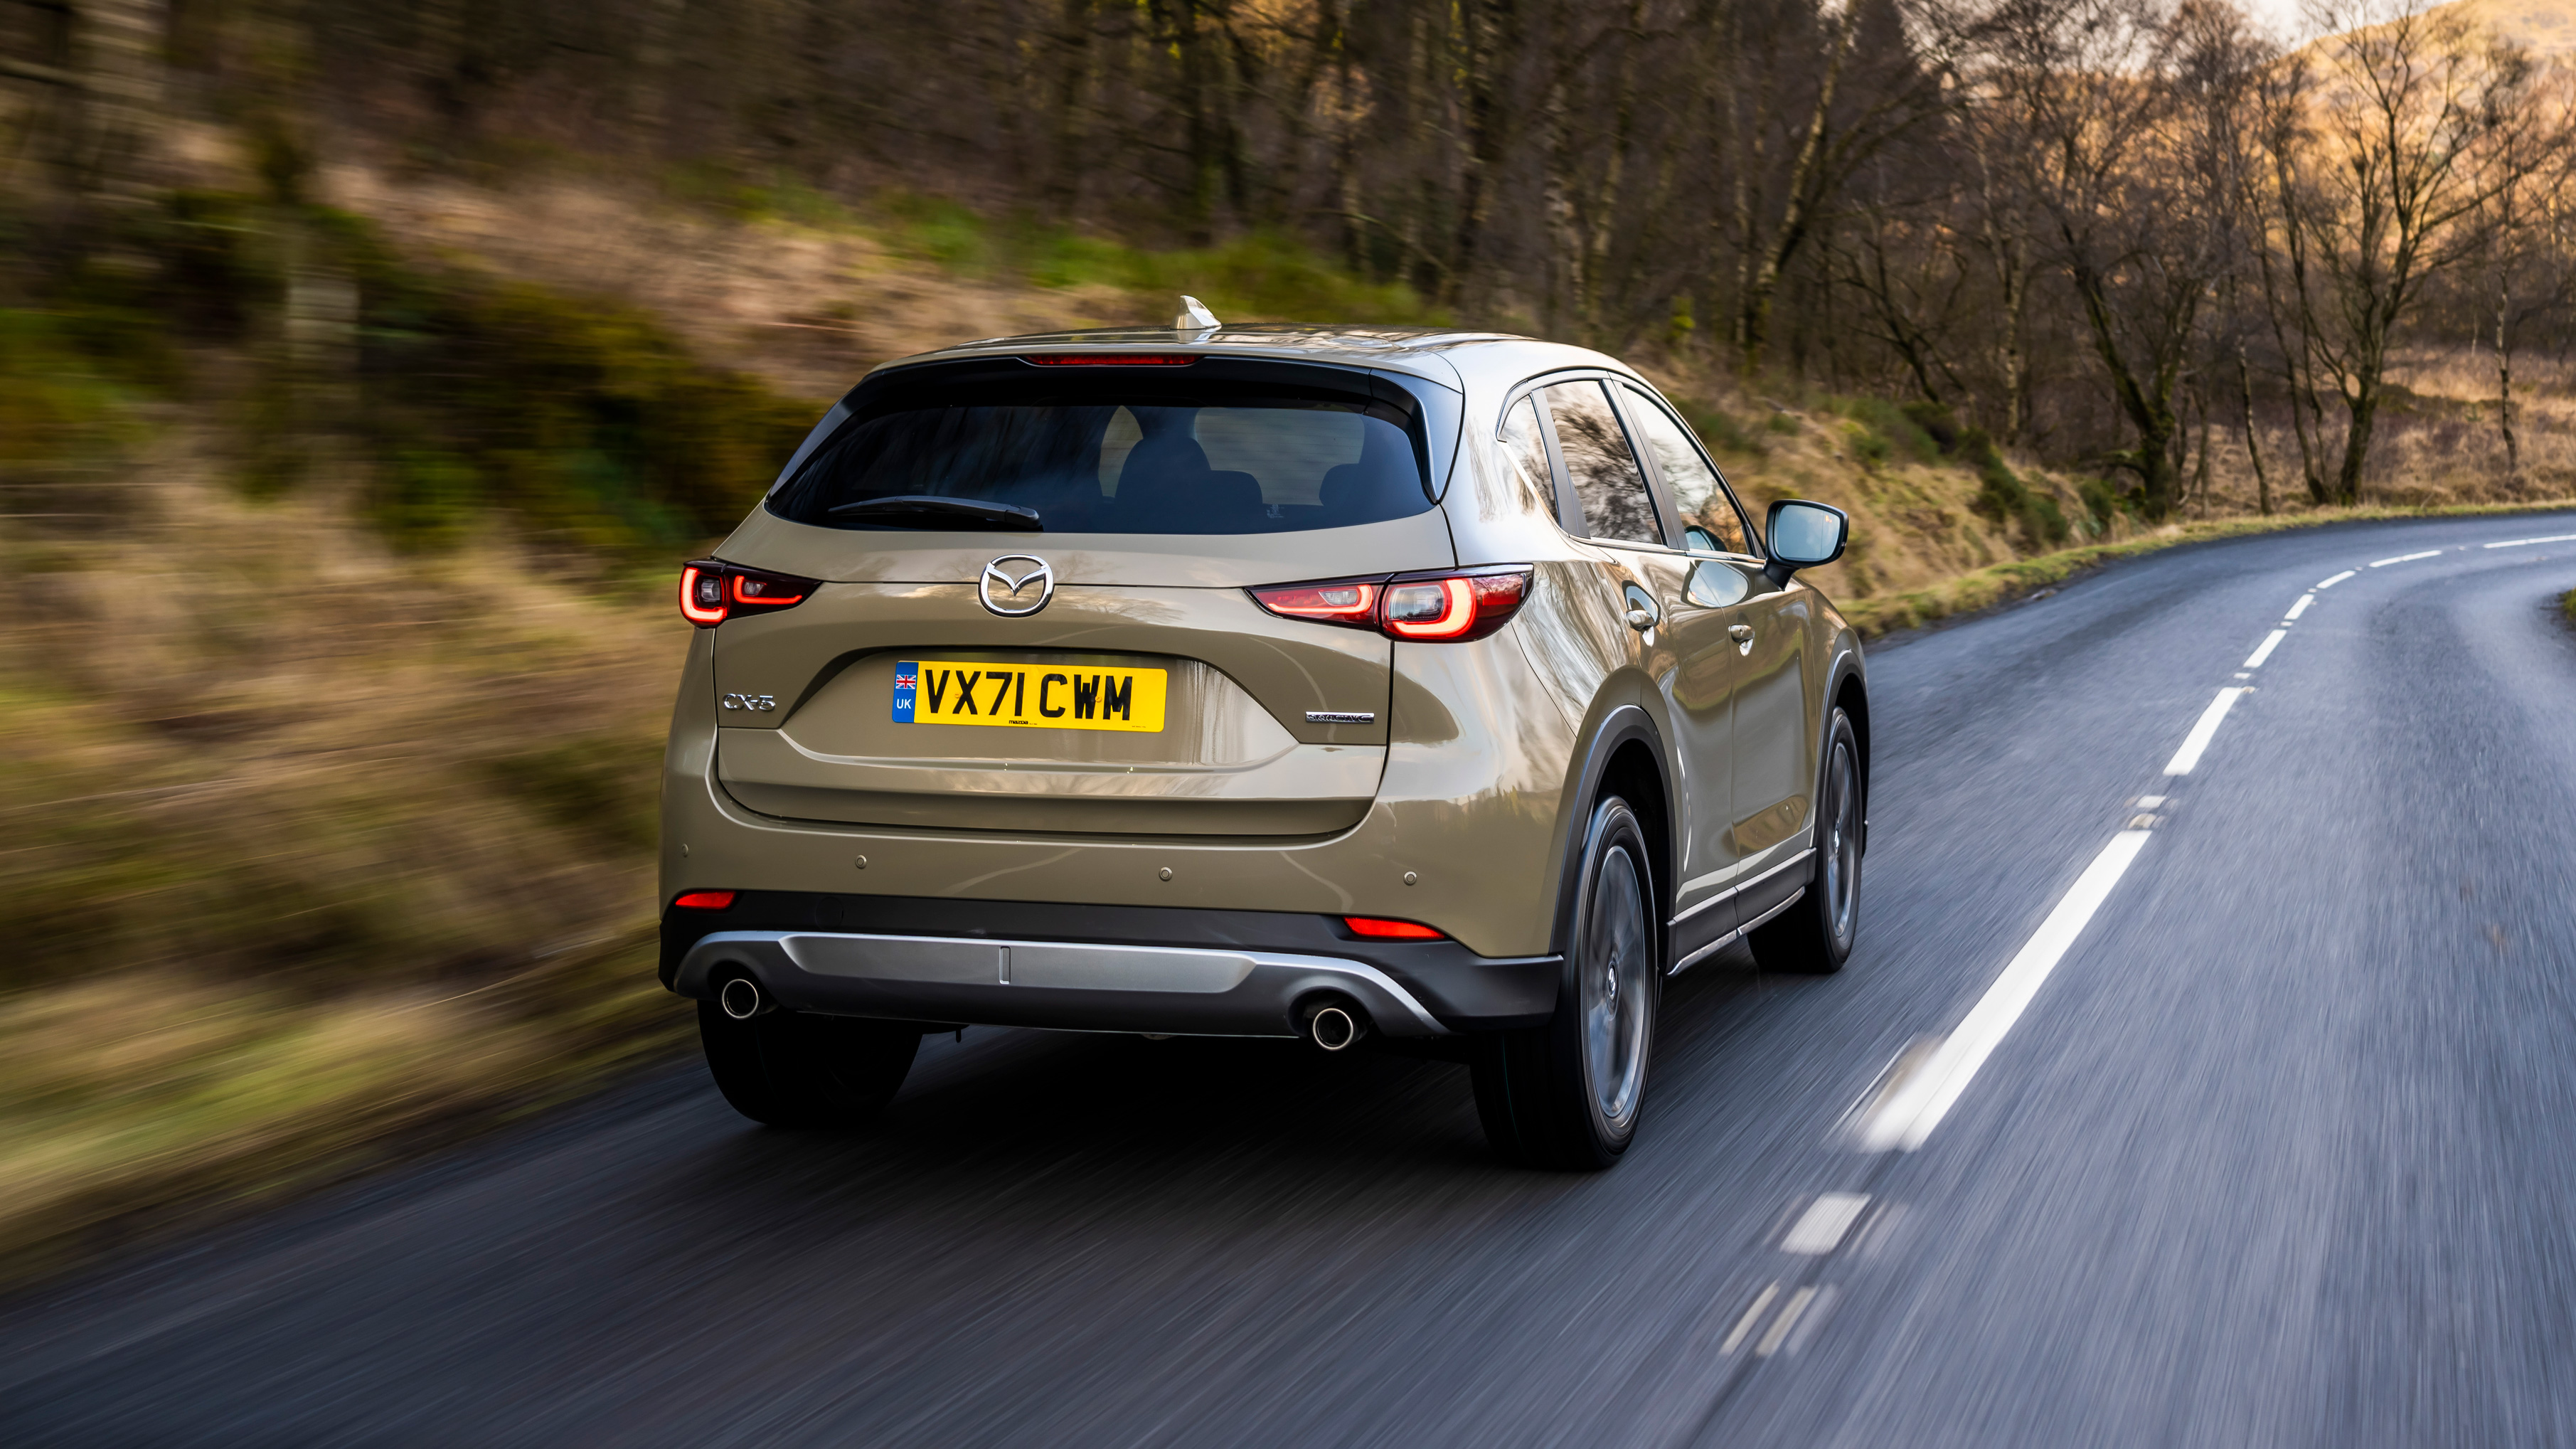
979 554 1055 617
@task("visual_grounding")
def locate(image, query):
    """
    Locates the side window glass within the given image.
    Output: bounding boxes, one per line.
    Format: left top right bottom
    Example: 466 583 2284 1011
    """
1496 396 1556 519
1624 386 1753 555
1540 381 1661 546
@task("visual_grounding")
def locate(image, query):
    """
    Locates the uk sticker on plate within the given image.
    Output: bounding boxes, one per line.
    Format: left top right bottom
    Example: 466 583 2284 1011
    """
894 661 1167 733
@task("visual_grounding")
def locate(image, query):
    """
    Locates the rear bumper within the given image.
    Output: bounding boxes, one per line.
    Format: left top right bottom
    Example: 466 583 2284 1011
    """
661 892 1560 1036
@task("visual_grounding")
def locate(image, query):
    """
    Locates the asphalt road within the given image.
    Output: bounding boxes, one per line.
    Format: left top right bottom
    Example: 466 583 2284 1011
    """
8 513 2576 1448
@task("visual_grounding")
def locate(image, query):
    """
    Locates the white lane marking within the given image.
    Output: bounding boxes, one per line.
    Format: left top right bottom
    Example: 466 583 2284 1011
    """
1781 1194 1870 1255
2368 550 2441 567
2316 570 2356 588
2134 795 2166 808
1721 1284 1779 1354
2163 688 2249 775
2285 593 2315 620
1755 1286 1819 1357
2243 630 2288 669
2483 533 2576 549
1856 831 2154 1152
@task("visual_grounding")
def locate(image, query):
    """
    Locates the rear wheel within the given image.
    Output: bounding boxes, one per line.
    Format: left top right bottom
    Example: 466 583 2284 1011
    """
1474 796 1659 1170
1750 706 1863 975
698 999 920 1127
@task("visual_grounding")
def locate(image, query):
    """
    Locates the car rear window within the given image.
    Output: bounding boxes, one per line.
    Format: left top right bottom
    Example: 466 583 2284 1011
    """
770 364 1439 535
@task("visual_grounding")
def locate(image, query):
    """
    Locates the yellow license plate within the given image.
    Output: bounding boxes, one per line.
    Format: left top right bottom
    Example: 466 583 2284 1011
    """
893 661 1166 732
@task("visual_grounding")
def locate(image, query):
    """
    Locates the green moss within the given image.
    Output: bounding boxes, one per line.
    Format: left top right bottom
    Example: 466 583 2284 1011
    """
0 310 143 467
8 192 819 554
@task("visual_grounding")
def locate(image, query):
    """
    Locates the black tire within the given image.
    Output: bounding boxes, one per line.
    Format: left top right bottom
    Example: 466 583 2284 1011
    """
1750 706 1863 975
698 999 920 1127
1473 796 1660 1170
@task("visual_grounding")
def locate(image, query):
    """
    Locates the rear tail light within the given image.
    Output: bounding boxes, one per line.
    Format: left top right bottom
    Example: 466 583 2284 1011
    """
1249 567 1531 643
1343 916 1445 940
1249 580 1380 625
677 560 819 628
671 890 737 911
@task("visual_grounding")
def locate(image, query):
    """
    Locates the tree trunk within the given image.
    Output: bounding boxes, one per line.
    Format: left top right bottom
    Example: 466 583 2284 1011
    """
2237 337 2272 516
1578 0 1644 341
1043 0 1096 221
2188 385 2212 518
1541 73 1578 333
2497 270 2520 482
1737 12 1850 373
2333 375 2380 506
59 0 169 206
1447 0 1516 309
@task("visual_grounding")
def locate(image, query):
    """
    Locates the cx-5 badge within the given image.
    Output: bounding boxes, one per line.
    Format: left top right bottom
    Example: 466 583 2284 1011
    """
1306 711 1376 724
980 555 1055 617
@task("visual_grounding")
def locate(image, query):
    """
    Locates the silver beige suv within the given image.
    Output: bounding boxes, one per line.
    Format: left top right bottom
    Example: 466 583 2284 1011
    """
659 309 1867 1169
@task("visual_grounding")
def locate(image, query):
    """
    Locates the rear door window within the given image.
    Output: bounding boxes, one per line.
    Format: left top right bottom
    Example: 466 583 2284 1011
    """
1539 381 1663 547
1622 386 1755 555
772 371 1433 536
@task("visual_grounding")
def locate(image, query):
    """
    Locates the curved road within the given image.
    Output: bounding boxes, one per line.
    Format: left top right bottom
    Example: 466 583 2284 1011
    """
8 514 2576 1448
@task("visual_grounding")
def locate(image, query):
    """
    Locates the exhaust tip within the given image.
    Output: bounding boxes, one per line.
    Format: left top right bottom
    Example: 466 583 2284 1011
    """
718 976 765 1020
1301 997 1369 1051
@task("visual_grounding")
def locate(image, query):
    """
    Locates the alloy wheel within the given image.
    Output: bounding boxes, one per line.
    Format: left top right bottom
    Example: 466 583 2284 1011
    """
1580 844 1653 1134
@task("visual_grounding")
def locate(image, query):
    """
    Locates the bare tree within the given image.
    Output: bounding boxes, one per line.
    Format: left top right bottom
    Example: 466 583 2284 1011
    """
1969 0 2260 518
2257 0 2569 503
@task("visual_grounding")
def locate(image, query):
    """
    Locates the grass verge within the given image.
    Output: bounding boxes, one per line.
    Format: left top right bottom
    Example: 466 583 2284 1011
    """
1844 501 2576 639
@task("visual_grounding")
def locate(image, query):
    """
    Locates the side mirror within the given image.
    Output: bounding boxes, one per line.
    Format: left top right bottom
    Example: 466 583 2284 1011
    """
1764 499 1849 586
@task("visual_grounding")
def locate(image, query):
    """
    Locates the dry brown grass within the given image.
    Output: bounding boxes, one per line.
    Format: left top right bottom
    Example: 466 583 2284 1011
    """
324 160 1151 404
0 425 695 1277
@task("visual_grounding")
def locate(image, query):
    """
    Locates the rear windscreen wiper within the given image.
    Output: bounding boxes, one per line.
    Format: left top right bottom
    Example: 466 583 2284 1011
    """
826 496 1043 531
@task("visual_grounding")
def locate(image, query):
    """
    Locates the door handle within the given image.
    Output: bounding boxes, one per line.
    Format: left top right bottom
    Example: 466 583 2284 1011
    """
1729 623 1755 654
1625 607 1659 632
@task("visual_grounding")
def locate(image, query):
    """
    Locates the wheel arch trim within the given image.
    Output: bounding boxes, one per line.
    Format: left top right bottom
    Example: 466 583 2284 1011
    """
1547 704 1673 965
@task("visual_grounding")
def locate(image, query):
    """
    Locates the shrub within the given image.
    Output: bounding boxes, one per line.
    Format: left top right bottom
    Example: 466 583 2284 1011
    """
1958 427 2069 550
1841 396 1939 465
119 196 819 554
2077 476 2127 535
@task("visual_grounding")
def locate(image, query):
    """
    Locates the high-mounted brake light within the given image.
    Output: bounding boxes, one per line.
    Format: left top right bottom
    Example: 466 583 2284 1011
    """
1344 916 1444 940
1020 354 1201 366
676 559 820 628
672 890 737 911
1247 567 1531 643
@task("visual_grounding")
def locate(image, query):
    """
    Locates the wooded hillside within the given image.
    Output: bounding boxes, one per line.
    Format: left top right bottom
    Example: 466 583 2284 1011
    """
11 0 2569 517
